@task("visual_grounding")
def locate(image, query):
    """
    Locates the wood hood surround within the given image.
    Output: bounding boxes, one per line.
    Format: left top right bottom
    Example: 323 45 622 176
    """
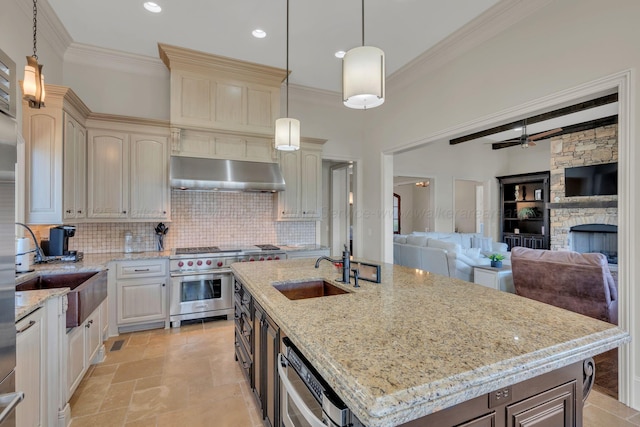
158 43 288 163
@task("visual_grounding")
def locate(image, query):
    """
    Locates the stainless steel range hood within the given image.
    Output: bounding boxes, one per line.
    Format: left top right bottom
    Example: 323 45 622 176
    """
170 156 285 192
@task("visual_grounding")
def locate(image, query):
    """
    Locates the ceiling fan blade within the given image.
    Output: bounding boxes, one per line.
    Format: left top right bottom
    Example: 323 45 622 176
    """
529 128 563 141
528 140 537 147
491 141 521 150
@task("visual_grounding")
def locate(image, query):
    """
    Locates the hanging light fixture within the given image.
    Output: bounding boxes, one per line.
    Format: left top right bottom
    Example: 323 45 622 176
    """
342 0 385 110
23 0 45 109
274 0 300 151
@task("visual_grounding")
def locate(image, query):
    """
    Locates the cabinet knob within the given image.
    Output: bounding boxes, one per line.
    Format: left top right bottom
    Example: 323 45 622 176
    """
123 210 127 214
162 283 165 287
66 210 72 214
77 210 83 214
163 211 166 215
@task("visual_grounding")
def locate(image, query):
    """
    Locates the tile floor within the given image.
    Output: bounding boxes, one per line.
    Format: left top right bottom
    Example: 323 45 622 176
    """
69 319 640 427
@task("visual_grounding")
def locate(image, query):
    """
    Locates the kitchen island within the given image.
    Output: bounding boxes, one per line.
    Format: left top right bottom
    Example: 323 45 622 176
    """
231 258 629 427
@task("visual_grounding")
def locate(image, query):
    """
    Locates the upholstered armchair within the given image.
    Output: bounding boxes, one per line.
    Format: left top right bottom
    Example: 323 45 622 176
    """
511 247 618 324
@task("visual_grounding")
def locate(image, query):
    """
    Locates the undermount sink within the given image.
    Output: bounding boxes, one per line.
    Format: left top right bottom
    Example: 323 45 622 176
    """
17 270 107 328
273 280 351 300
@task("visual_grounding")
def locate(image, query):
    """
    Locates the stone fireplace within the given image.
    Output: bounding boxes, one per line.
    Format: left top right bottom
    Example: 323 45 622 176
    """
549 123 618 252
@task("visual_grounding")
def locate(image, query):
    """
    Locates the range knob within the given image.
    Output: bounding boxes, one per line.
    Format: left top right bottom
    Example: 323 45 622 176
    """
249 258 255 262
259 257 265 261
196 260 202 266
206 260 212 265
187 261 194 267
178 261 184 267
241 259 247 262
267 257 272 261
274 256 280 260
217 261 223 267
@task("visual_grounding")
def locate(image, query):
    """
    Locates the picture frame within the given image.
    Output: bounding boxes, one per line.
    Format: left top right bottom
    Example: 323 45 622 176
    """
534 189 543 200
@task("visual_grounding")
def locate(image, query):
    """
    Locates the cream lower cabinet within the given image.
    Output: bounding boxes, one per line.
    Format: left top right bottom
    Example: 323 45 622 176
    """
275 142 323 220
67 300 106 400
86 120 170 221
115 259 168 332
16 306 45 427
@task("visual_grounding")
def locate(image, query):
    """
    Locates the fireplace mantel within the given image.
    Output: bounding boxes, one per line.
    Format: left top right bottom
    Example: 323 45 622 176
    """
548 201 617 209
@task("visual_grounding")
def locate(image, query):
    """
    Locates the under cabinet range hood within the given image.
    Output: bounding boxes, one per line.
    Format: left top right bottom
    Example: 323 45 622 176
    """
170 156 285 192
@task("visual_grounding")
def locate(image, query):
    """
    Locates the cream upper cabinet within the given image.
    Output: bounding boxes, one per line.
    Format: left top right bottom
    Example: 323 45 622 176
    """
22 85 90 224
86 116 170 221
87 130 129 219
275 140 325 221
63 113 87 220
130 134 169 219
159 43 287 138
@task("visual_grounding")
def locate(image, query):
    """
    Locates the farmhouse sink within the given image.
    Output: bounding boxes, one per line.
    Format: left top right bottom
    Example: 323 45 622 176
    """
16 270 107 328
273 280 351 300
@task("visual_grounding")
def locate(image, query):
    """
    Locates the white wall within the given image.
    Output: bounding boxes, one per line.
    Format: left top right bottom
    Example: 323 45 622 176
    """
455 180 479 233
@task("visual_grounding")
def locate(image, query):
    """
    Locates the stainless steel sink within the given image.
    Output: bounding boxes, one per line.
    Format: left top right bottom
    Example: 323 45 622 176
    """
16 270 107 328
273 280 351 300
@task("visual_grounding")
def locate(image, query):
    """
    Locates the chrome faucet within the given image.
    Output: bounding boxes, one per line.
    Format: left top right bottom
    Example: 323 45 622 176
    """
15 222 46 264
315 244 351 284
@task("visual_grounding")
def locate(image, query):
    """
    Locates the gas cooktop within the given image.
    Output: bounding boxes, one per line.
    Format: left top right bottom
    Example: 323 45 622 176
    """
173 245 281 256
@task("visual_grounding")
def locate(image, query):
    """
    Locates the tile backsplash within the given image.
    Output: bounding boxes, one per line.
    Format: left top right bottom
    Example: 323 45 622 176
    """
58 191 315 254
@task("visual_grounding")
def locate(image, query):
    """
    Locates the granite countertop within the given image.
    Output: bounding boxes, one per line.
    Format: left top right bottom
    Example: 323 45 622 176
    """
231 259 630 427
14 251 170 321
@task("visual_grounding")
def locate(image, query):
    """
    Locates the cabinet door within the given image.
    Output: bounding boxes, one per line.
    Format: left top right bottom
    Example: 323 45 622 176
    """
264 316 279 427
67 324 86 398
85 308 101 364
253 306 263 410
506 381 576 427
100 297 108 341
117 278 167 325
87 130 129 218
130 134 170 219
63 113 87 220
24 110 63 224
300 149 321 219
277 150 300 219
16 307 44 427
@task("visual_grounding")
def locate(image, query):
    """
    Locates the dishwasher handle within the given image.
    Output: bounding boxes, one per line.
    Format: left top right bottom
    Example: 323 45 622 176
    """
278 353 326 427
0 391 24 423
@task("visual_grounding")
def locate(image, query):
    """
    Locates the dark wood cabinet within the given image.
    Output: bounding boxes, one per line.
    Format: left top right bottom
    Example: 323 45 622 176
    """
235 278 280 427
497 172 550 250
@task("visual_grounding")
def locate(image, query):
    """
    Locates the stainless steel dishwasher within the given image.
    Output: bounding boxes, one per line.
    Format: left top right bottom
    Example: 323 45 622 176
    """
278 337 364 427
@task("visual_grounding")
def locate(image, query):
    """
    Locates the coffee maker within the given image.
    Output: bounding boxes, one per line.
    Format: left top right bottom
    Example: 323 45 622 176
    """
47 225 76 256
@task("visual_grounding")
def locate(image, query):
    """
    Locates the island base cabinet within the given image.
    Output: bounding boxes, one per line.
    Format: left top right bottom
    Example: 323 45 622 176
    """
253 302 280 427
399 362 581 427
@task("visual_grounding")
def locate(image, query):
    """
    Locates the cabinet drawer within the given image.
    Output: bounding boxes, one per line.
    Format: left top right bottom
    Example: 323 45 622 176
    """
116 260 167 279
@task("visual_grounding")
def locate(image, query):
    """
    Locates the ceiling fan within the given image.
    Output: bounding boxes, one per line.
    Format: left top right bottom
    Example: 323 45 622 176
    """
490 120 563 149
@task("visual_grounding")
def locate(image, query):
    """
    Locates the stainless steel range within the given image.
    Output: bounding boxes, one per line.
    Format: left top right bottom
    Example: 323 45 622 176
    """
169 245 286 327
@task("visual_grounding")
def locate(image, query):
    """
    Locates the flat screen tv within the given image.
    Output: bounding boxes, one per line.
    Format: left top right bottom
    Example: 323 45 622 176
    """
564 162 617 197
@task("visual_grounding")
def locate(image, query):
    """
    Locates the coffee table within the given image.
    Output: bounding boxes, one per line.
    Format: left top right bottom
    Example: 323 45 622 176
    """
473 265 515 293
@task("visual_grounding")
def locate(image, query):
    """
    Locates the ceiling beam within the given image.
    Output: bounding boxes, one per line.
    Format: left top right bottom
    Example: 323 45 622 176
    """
491 115 619 150
450 93 618 145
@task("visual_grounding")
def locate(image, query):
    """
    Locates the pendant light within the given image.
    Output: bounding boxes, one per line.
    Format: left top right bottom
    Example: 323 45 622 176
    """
342 0 385 110
275 0 300 151
23 0 45 109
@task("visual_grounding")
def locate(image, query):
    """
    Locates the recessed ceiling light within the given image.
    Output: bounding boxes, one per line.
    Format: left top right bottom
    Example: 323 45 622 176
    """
143 2 162 13
252 29 267 39
335 51 346 59
513 127 523 131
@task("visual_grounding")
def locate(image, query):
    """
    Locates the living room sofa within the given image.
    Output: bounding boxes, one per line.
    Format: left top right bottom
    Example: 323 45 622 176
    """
393 232 508 282
511 247 618 324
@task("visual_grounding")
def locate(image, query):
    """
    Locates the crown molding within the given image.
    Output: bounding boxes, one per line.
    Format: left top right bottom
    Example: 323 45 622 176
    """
16 0 72 60
65 43 168 77
388 0 555 91
158 43 287 87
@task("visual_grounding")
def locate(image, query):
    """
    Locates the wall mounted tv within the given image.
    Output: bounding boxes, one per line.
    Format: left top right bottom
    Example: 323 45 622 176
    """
564 162 617 197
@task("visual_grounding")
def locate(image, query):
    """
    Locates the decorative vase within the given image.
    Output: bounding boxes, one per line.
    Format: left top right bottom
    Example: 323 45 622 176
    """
491 260 502 268
514 185 519 201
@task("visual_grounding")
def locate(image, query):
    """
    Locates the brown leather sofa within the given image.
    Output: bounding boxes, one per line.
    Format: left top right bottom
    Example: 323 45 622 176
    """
511 247 618 324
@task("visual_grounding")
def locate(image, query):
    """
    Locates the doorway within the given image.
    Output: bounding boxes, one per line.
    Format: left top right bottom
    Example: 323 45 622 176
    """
322 160 356 257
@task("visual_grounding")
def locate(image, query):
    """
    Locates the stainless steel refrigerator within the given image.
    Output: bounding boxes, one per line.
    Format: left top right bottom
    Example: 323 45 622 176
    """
0 92 23 425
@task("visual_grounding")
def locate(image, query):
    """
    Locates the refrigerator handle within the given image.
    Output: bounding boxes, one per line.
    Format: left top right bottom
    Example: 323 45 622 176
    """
0 392 24 423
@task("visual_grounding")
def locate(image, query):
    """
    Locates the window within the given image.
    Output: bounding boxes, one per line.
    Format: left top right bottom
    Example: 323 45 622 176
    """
0 48 16 117
393 193 401 234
